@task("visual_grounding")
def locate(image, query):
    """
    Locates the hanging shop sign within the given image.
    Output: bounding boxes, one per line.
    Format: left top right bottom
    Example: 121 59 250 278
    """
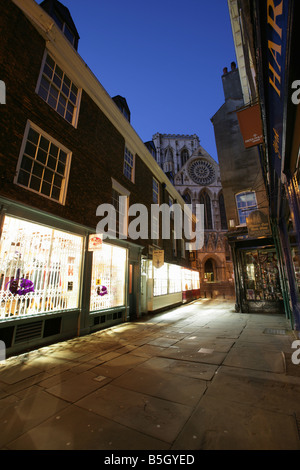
261 0 290 176
153 250 164 269
237 104 264 149
88 234 103 251
246 210 271 238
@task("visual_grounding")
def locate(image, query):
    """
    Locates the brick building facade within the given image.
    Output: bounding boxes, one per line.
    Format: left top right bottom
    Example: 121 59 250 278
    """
0 0 199 356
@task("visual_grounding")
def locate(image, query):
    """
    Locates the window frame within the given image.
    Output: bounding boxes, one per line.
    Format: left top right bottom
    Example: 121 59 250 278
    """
36 50 82 128
123 146 135 182
14 120 72 205
111 178 130 238
152 177 160 204
236 191 258 225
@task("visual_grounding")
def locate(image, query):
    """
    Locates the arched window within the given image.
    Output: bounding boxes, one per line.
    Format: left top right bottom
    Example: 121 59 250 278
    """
181 149 189 166
183 192 191 204
236 191 257 225
200 192 213 230
164 147 173 162
204 258 215 282
219 193 227 230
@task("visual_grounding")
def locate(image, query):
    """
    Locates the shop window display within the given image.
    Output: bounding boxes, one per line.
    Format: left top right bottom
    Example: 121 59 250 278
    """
90 244 127 311
242 249 283 301
0 216 83 318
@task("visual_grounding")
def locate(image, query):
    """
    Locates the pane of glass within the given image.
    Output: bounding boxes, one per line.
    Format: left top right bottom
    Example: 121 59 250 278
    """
27 128 39 145
62 83 70 97
50 143 59 158
49 85 59 100
57 103 65 117
38 86 48 101
57 162 65 175
43 63 53 79
67 101 74 113
46 54 55 70
51 186 60 201
21 155 33 172
44 168 54 183
69 92 77 104
65 111 73 123
40 76 50 93
36 148 47 165
29 175 41 192
55 65 63 79
53 74 62 88
39 136 50 152
24 141 36 158
47 156 57 170
59 94 67 106
32 161 44 178
59 151 67 164
48 94 57 109
17 170 30 187
41 181 51 197
53 174 63 188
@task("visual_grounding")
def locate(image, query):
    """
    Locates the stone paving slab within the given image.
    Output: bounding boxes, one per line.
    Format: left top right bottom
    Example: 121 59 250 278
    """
76 383 193 444
6 404 170 450
207 365 300 415
223 344 285 373
172 394 300 450
136 356 218 380
112 365 207 405
0 390 69 448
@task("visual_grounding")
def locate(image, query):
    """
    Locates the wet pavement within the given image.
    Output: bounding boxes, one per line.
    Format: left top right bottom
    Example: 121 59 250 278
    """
0 298 300 450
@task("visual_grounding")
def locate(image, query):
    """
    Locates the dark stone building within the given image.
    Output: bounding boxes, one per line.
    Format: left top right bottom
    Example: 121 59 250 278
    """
211 62 284 314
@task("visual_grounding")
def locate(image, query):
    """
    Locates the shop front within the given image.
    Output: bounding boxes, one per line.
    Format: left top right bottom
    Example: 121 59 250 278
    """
141 258 200 312
238 247 284 313
0 199 134 356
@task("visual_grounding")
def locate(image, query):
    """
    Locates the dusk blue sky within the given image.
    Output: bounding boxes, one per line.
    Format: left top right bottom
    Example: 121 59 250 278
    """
54 0 237 162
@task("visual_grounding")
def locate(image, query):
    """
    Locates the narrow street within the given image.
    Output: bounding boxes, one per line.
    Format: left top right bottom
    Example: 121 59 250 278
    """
0 298 299 450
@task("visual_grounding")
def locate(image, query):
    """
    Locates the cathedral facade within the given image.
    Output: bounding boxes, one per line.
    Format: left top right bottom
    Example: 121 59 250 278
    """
147 133 235 298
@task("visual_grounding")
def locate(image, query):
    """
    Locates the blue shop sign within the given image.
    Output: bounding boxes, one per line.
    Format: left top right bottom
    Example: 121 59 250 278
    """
265 0 290 176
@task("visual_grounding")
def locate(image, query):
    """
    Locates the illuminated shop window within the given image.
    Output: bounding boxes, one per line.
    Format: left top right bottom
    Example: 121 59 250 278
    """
90 244 127 311
182 268 193 291
168 264 182 294
153 263 168 297
0 216 83 319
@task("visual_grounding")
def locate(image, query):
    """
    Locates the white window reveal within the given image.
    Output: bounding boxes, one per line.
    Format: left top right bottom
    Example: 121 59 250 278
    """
15 122 71 204
37 52 81 126
0 216 83 319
